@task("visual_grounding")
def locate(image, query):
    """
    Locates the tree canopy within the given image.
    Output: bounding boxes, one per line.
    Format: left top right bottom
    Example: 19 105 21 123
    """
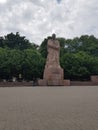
0 32 37 50
0 32 98 81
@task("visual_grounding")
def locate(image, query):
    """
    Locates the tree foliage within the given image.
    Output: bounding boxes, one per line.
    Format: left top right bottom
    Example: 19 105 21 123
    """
22 49 45 80
60 52 98 80
40 35 98 80
0 32 37 50
0 33 98 81
0 48 45 81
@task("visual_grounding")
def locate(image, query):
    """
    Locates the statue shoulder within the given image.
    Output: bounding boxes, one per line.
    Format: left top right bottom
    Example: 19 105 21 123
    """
48 39 52 42
55 40 60 46
47 39 53 45
48 39 60 47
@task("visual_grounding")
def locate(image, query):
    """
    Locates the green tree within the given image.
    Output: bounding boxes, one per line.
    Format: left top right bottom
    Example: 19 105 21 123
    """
79 35 98 56
0 48 22 80
22 49 45 80
0 48 10 80
39 38 48 58
0 37 4 48
0 32 98 81
3 32 36 50
7 49 22 78
60 51 98 80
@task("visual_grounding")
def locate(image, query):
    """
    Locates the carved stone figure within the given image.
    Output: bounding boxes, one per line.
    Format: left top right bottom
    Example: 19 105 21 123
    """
45 34 60 68
38 34 70 86
43 34 64 85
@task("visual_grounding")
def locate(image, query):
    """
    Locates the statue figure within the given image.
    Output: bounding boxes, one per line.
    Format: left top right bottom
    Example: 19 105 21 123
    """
45 34 60 68
38 34 70 86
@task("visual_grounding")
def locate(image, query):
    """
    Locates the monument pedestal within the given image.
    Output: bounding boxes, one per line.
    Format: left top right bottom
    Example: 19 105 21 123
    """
38 79 70 86
38 66 70 86
38 79 47 86
43 66 64 86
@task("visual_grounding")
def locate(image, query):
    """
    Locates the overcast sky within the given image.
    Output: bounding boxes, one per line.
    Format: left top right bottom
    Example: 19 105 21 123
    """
0 0 98 45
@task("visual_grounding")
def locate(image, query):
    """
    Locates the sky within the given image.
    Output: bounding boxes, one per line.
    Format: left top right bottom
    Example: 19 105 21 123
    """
0 0 98 45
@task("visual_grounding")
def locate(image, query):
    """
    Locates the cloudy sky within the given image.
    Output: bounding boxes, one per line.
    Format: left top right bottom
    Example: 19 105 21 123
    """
0 0 98 44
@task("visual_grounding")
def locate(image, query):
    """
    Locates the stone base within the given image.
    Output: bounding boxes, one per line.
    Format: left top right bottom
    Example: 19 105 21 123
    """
38 79 70 86
42 66 64 86
91 76 98 83
47 79 63 86
43 67 64 81
39 64 70 86
38 79 47 86
63 80 70 86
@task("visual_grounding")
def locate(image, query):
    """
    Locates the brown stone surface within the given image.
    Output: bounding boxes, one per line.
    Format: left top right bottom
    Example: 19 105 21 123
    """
91 75 98 83
38 79 47 86
63 80 70 86
43 67 64 86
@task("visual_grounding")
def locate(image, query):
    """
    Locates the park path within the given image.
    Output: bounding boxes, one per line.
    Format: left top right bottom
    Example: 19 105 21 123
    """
0 86 98 130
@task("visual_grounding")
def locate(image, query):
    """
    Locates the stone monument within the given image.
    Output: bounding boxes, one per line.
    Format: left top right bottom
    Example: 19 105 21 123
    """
38 34 70 86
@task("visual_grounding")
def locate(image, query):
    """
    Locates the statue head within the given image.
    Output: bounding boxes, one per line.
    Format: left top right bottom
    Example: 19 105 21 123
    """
52 34 56 40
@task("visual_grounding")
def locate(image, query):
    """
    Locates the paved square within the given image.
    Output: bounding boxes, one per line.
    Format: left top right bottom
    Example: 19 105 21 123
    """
0 86 98 130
